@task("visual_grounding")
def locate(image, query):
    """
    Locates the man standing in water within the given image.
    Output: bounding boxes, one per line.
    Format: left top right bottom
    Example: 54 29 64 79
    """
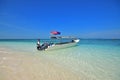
37 39 41 50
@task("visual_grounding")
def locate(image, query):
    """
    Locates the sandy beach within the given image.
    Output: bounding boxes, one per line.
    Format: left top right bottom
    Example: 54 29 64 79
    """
0 39 120 80
0 47 80 80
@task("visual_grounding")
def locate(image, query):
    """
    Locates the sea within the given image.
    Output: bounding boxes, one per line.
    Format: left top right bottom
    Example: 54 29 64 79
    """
0 39 120 80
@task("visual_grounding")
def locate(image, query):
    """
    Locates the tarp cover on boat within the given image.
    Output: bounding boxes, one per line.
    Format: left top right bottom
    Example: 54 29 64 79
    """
51 31 61 35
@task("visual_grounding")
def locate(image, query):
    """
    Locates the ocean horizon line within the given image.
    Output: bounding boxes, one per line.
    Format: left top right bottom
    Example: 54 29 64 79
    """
0 38 120 40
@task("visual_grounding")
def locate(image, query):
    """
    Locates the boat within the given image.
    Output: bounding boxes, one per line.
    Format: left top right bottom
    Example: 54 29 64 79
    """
37 31 80 51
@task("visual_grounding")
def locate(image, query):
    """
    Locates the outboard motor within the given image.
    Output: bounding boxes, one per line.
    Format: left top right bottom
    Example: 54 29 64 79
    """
37 42 49 50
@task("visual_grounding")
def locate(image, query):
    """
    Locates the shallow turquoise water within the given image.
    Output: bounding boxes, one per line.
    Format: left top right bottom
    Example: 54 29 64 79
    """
0 39 120 80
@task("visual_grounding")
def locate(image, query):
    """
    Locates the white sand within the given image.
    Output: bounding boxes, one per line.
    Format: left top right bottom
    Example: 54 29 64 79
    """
0 47 81 80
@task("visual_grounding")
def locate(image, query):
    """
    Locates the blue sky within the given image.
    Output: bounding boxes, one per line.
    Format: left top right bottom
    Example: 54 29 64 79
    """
0 0 120 39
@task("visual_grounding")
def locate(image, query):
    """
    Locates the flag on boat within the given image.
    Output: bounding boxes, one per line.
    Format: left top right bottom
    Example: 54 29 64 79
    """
50 31 61 35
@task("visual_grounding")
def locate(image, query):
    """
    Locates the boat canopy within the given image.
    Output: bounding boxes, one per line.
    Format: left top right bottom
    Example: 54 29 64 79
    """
50 31 77 39
50 36 77 39
50 31 61 35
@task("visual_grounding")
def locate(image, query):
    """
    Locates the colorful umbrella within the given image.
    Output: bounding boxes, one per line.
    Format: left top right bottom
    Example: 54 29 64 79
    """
50 31 61 35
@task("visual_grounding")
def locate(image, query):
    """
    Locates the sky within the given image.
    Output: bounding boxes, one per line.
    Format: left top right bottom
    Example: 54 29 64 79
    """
0 0 120 39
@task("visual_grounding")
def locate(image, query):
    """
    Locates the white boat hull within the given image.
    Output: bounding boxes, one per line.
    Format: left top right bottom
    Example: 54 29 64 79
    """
37 39 80 51
46 42 78 51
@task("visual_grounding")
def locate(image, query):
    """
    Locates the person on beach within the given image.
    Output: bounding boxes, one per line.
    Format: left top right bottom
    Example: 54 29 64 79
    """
37 39 41 50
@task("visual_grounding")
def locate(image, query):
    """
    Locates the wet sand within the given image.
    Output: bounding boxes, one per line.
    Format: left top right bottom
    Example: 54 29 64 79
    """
0 47 80 80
